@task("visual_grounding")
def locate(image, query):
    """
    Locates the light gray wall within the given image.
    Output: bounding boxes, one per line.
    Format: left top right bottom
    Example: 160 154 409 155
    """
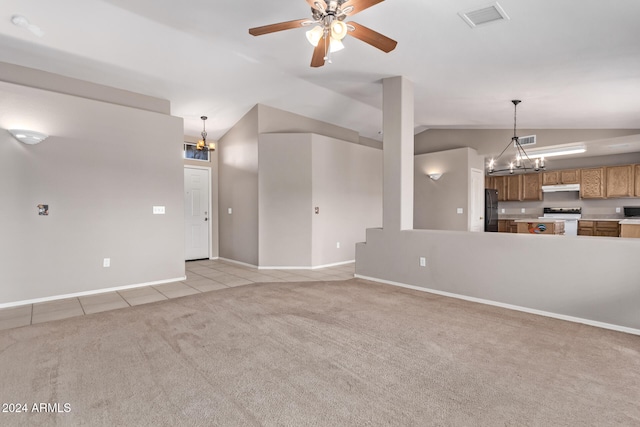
258 134 313 267
0 61 170 115
356 228 640 332
257 133 383 268
311 134 383 266
219 103 384 267
184 136 219 258
218 106 259 265
414 148 476 231
258 104 382 149
0 80 184 305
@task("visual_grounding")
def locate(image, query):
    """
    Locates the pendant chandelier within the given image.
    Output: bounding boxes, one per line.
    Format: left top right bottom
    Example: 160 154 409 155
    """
488 100 544 174
196 116 215 152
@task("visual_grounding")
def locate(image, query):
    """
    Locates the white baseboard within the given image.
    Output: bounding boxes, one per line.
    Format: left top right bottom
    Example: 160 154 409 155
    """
354 274 640 337
217 258 258 268
219 258 355 270
0 276 187 309
259 260 355 270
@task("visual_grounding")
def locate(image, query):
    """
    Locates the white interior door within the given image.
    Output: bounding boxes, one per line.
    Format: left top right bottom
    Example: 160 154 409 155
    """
469 168 484 232
184 167 210 260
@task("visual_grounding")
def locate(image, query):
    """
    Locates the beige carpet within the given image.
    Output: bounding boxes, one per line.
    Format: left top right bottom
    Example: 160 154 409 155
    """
1 278 639 426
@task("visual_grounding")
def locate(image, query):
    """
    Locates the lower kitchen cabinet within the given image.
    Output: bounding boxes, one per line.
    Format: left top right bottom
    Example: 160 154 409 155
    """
498 219 517 233
578 220 620 237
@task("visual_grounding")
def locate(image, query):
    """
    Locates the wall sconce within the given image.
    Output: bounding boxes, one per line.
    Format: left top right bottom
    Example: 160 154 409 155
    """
8 129 49 145
428 173 443 181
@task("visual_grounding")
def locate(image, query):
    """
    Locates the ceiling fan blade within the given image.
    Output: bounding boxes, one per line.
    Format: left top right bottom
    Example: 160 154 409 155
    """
306 0 327 12
310 42 326 67
249 18 310 36
342 0 384 16
347 21 397 53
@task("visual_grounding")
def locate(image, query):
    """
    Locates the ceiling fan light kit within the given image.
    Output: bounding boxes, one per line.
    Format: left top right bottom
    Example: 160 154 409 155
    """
249 0 397 67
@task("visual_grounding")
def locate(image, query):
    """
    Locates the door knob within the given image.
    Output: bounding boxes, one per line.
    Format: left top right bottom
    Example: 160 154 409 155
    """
204 218 208 221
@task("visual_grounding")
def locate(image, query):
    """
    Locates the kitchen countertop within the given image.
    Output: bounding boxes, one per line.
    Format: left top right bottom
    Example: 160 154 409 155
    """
513 219 565 223
619 219 640 225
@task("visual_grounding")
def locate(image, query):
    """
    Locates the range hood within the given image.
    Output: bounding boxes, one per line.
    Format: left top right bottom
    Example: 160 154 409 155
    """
542 183 580 193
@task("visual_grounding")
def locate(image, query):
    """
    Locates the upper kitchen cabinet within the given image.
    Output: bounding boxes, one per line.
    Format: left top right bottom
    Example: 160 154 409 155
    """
506 174 523 201
492 175 507 201
605 165 634 198
522 173 542 201
580 167 606 199
542 169 580 185
635 165 640 197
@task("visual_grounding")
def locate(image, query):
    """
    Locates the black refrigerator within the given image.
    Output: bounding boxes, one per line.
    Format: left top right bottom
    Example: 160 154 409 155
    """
485 189 498 232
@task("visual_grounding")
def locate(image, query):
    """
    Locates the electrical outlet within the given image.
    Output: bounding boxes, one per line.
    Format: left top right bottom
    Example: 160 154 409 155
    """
501 208 505 214
616 207 621 213
521 208 526 213
103 258 111 268
419 257 426 267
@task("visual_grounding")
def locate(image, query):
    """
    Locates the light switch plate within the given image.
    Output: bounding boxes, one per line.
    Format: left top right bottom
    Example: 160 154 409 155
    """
153 206 165 214
103 258 111 268
228 208 232 214
457 208 463 214
501 208 505 213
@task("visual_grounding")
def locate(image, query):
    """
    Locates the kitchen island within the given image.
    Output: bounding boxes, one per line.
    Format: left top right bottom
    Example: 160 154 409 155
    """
514 219 565 235
619 219 640 238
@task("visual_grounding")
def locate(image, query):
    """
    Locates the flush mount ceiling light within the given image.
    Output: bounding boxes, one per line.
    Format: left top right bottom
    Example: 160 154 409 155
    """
10 14 44 37
8 129 49 145
525 146 587 159
196 116 215 152
488 100 545 175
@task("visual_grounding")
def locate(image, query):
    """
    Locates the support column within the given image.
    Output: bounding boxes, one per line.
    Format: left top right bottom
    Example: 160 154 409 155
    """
382 76 414 231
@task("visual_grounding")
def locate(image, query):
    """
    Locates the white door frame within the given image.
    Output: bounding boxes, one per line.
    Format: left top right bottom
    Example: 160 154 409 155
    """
184 165 212 260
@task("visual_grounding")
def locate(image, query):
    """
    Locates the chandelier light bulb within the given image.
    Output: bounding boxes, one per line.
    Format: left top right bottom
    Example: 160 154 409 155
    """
329 37 345 52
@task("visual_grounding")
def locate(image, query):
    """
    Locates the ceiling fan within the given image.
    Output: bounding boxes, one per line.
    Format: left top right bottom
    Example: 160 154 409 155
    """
248 0 397 67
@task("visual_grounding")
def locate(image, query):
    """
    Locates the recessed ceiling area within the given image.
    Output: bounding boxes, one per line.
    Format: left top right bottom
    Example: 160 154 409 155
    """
0 0 639 149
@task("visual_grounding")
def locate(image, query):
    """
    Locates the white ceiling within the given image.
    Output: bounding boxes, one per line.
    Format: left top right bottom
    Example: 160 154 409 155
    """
1 0 640 143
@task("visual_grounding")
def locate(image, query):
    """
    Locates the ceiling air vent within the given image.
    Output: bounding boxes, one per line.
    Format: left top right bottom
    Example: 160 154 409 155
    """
515 135 537 147
459 2 510 28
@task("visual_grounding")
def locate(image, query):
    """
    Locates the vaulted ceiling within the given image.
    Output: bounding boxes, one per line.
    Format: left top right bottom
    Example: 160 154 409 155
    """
1 0 640 143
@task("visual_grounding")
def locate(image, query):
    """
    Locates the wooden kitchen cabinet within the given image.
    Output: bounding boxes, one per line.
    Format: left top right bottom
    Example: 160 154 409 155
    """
506 175 523 201
578 220 594 236
606 165 634 198
522 173 542 201
560 169 580 184
635 165 640 197
580 167 606 199
542 169 579 185
595 221 620 237
577 220 620 237
498 219 517 233
493 176 507 201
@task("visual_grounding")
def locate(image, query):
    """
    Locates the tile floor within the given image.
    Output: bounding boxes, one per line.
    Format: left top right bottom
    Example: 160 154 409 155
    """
0 259 355 331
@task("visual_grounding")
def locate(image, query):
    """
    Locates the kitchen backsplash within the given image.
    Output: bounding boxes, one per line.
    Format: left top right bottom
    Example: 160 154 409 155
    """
498 190 640 219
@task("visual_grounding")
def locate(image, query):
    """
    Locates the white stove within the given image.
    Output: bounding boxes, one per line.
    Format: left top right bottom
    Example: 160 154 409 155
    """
540 207 582 236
